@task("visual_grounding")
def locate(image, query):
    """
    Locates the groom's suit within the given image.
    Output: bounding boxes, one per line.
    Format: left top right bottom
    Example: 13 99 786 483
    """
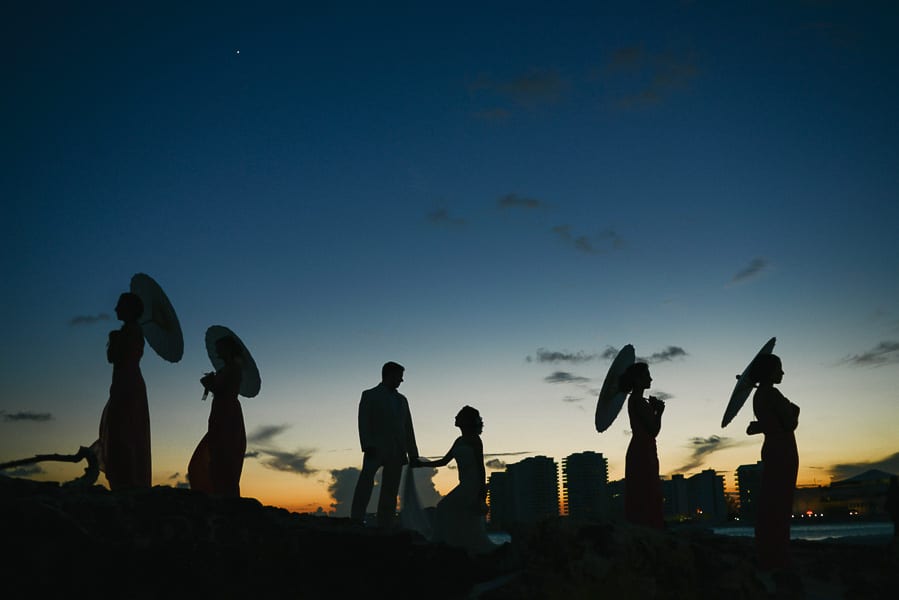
351 382 419 525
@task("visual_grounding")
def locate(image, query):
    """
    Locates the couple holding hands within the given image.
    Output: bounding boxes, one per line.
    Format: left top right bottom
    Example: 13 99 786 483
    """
350 361 496 555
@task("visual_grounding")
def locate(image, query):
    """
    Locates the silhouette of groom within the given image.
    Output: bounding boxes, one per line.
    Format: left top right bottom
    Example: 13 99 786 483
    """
351 361 419 528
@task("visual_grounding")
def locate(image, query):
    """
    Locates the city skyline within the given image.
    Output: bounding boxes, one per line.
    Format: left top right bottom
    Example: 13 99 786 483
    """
3 2 898 513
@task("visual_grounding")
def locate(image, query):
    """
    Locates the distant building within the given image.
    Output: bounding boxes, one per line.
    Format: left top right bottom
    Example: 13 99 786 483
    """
486 471 510 530
562 451 609 521
794 469 895 520
487 455 559 530
736 462 763 521
662 470 726 523
663 474 689 519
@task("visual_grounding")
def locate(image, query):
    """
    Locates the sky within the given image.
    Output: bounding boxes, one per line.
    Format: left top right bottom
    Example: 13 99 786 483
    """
2 1 898 515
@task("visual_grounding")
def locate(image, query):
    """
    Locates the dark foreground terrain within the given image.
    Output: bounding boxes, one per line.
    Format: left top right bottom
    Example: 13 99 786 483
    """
1 477 893 599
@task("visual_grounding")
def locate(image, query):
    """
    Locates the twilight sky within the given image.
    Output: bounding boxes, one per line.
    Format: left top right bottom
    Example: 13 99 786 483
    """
3 1 898 513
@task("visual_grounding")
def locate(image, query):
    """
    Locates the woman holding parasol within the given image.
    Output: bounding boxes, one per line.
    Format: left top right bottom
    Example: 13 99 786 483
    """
98 292 152 490
188 327 258 497
619 362 665 529
747 353 799 572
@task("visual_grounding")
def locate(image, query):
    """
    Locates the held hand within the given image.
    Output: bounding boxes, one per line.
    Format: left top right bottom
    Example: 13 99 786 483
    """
649 396 665 412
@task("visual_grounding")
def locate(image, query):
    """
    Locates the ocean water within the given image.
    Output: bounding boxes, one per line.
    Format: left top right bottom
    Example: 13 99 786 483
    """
489 522 893 544
712 521 893 541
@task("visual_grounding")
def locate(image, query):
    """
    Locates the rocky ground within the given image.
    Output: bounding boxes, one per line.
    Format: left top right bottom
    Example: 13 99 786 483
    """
1 477 893 599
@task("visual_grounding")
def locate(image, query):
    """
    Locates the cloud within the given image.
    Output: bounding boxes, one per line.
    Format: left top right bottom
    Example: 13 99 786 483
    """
473 108 511 122
470 69 567 109
328 467 364 517
841 341 899 367
168 472 190 489
485 458 506 470
673 435 742 473
69 313 111 326
729 258 769 285
650 391 674 401
638 346 688 364
552 225 623 255
561 396 583 403
0 464 44 477
253 448 317 476
528 348 596 363
247 424 290 445
600 346 620 361
403 467 442 508
498 193 544 210
829 452 899 481
427 208 467 226
603 46 699 110
544 371 590 384
1 411 52 422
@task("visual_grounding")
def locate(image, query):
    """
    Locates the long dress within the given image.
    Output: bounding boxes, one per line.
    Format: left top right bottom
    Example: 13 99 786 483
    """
188 364 246 497
431 437 498 555
624 395 664 529
753 386 799 570
99 322 151 490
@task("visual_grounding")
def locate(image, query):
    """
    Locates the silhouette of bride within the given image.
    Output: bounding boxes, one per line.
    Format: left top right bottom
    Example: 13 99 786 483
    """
98 292 151 490
413 406 498 555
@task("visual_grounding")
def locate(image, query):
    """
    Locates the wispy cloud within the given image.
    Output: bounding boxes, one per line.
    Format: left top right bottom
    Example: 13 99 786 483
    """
673 435 742 473
552 225 624 255
600 346 620 361
841 341 899 367
829 452 899 481
0 464 43 477
544 371 590 384
561 396 583 403
427 208 467 226
638 346 688 364
729 258 769 285
473 107 511 122
485 458 506 470
1 411 52 422
603 46 699 110
254 448 317 476
527 348 596 363
470 69 567 109
650 391 674 401
247 424 290 445
69 313 111 326
498 193 544 210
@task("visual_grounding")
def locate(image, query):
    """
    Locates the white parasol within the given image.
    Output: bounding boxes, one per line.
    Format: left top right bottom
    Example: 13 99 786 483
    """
721 336 776 428
205 325 261 398
130 273 184 363
595 344 636 433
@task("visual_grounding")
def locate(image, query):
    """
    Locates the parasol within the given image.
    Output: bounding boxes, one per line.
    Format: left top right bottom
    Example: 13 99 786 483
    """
595 344 636 433
130 273 184 362
721 336 776 428
205 325 261 398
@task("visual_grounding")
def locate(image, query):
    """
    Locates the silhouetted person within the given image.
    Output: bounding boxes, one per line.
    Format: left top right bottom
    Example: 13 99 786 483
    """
98 292 151 490
746 353 799 577
351 361 419 528
620 362 665 529
413 406 497 555
188 335 246 497
886 475 899 538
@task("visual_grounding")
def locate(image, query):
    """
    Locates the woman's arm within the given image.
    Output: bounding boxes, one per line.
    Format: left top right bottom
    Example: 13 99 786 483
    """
633 396 664 436
412 440 456 468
